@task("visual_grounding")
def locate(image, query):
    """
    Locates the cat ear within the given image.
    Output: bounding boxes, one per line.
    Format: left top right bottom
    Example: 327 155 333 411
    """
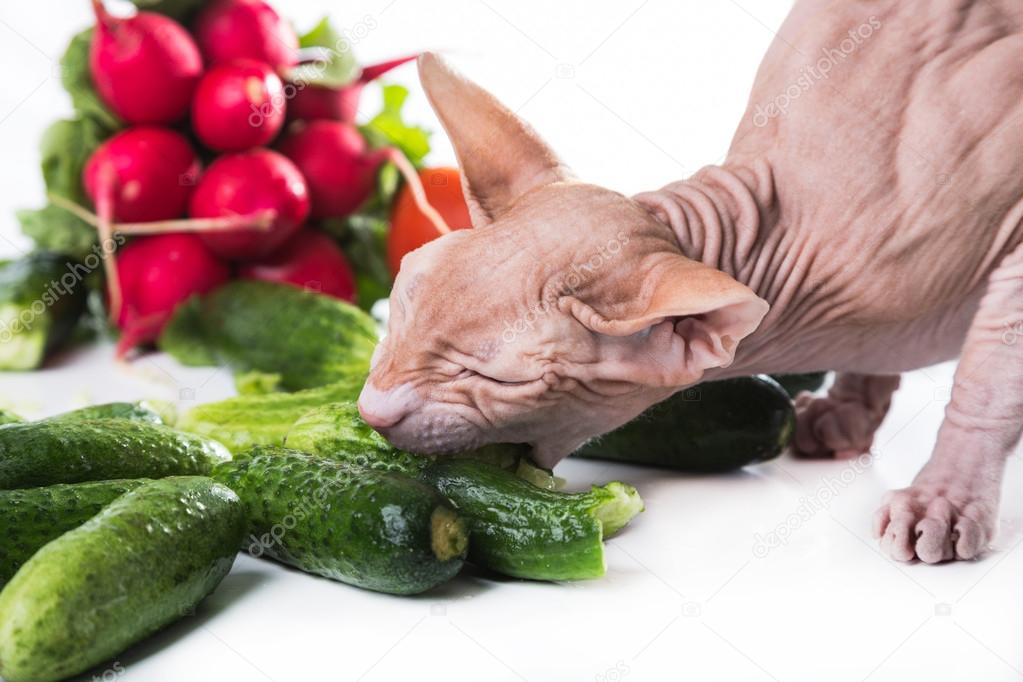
563 254 769 386
417 52 572 226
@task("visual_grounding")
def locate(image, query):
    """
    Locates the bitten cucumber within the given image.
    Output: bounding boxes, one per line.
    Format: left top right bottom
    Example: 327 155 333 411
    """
177 378 364 451
159 280 378 390
211 447 467 595
573 375 795 473
0 418 231 489
0 477 245 682
0 479 148 585
0 252 87 370
420 459 643 581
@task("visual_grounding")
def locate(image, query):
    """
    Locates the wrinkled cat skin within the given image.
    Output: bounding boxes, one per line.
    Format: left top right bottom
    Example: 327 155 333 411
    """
361 1 1023 563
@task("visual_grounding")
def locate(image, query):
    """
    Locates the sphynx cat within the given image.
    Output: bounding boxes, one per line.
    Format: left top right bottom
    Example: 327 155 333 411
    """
359 0 1023 564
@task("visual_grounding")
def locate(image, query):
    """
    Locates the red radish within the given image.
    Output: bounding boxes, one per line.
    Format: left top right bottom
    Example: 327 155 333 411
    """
287 54 418 123
239 230 356 302
114 233 229 356
189 148 310 260
83 126 200 223
89 0 202 124
192 0 298 72
192 60 286 152
277 121 387 219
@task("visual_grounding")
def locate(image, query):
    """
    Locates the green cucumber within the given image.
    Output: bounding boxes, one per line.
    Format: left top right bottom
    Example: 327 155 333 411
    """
420 459 643 581
0 477 244 682
177 378 364 451
211 447 467 595
45 400 174 425
0 252 88 370
159 280 378 390
284 401 526 474
0 408 24 426
0 419 231 489
770 372 828 397
0 479 148 585
573 375 795 473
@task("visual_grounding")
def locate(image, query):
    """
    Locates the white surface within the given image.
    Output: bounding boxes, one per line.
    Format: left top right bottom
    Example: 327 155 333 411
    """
1 2 1021 681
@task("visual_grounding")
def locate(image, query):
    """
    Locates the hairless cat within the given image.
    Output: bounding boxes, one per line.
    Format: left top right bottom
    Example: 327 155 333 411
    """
359 0 1023 564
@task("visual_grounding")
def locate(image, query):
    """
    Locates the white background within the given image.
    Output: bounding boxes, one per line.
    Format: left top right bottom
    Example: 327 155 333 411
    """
1 1 1022 681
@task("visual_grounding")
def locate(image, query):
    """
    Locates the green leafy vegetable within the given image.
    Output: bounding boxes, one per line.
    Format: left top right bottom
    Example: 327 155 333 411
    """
59 28 121 131
290 17 360 88
127 0 207 22
324 214 392 309
360 84 431 166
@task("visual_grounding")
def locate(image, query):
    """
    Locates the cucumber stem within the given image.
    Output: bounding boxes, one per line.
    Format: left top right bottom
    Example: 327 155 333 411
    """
430 506 468 562
590 482 644 538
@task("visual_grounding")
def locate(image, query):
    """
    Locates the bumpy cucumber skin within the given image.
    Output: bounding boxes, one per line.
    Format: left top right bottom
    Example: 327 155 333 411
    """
0 477 245 682
178 378 364 451
0 252 87 370
45 400 170 425
212 448 465 595
770 372 829 398
419 459 611 581
573 375 796 473
285 402 530 475
285 402 428 475
0 479 148 585
182 280 378 390
0 419 231 489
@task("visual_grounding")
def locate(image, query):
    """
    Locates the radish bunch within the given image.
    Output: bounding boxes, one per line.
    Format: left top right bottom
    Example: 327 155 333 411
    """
70 0 448 356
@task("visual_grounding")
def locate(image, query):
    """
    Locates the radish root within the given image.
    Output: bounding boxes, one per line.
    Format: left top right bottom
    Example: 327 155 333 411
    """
384 148 451 235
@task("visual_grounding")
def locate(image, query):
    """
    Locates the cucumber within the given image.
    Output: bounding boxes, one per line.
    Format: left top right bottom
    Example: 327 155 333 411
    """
211 447 467 595
0 408 24 426
45 400 174 425
159 280 378 390
0 479 147 585
770 372 828 397
177 378 364 451
573 375 795 473
0 419 231 489
0 252 88 370
285 401 526 472
0 477 244 682
419 459 643 581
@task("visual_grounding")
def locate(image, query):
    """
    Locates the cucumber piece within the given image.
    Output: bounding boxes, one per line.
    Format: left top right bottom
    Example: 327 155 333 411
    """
0 479 148 585
177 378 364 451
0 408 24 426
284 401 528 475
45 400 174 425
420 459 643 581
0 252 88 370
770 372 829 397
212 447 467 595
0 419 231 489
573 375 795 473
159 280 378 390
0 477 244 682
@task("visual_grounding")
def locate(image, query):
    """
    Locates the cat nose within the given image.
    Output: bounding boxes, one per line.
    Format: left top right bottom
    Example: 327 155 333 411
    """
357 381 422 429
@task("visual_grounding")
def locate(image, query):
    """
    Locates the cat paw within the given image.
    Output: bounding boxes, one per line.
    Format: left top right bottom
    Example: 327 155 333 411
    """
873 483 996 563
792 393 882 459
